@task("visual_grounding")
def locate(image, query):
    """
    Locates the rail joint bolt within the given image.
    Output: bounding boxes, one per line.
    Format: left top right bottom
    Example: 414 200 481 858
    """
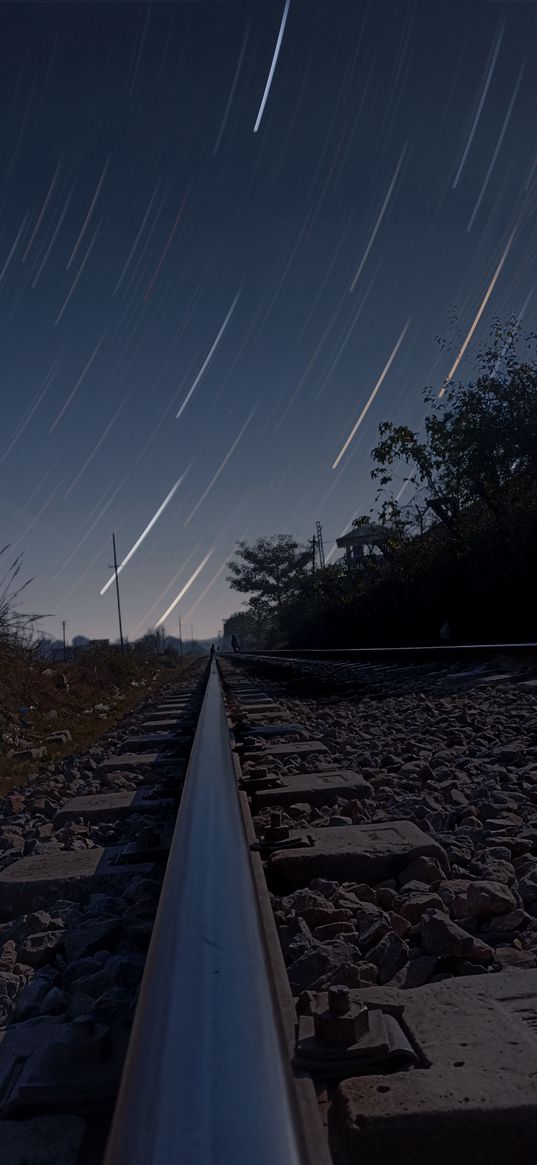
265 811 290 843
313 985 369 1047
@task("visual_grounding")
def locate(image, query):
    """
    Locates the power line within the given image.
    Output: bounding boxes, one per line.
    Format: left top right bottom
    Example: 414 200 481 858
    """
310 535 316 575
316 521 325 569
112 532 125 654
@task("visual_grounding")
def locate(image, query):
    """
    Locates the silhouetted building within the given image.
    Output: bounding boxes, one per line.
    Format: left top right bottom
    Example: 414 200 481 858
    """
336 523 396 569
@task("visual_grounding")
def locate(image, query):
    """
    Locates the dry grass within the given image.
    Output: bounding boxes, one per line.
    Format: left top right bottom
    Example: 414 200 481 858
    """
0 644 199 797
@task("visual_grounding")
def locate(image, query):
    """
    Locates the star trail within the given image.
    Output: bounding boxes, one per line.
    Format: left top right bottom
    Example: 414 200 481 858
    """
1 0 536 644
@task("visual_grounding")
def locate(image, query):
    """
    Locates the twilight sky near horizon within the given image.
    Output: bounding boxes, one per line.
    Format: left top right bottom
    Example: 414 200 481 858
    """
2 0 537 643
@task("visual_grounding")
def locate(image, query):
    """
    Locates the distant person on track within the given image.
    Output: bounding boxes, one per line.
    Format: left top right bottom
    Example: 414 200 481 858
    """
209 644 215 659
439 621 451 641
231 634 240 654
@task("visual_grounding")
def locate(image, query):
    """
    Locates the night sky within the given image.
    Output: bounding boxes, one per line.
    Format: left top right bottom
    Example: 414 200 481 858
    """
2 0 536 644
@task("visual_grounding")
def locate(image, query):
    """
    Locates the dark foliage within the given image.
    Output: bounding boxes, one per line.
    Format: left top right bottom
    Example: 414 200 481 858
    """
227 322 537 647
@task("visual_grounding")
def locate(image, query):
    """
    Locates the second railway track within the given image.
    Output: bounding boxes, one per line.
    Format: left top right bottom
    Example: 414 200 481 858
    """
1 647 537 1162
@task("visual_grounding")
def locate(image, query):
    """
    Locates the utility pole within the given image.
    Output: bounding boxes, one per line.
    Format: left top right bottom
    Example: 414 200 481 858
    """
316 521 325 569
112 533 125 655
190 623 195 653
178 614 183 660
62 620 67 662
310 535 316 576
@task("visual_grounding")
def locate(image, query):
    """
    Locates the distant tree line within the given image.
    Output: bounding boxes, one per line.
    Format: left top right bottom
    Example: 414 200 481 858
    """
224 320 537 647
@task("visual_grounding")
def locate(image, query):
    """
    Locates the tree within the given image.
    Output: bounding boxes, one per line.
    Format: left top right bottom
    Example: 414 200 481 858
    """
224 610 257 649
222 322 537 649
135 628 167 656
227 535 311 621
224 597 276 650
370 319 537 535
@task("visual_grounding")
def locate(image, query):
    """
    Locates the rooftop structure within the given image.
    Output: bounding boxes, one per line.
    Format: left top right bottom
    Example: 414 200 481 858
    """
336 523 396 569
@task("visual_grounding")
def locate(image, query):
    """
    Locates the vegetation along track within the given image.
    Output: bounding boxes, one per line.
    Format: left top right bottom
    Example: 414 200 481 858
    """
2 647 537 1162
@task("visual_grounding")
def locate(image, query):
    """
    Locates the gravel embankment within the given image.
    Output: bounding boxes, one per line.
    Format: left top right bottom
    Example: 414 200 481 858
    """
0 683 192 1031
244 674 537 999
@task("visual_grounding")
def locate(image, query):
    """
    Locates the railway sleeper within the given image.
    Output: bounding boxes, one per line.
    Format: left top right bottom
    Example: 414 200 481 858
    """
222 653 537 1165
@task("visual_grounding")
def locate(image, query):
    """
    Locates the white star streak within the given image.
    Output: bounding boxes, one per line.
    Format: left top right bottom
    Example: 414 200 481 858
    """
0 491 57 541
155 551 214 627
315 272 378 400
4 458 61 535
332 319 411 469
49 327 109 432
55 218 102 326
1 352 63 462
120 191 167 300
53 475 128 579
66 157 110 269
57 536 109 607
524 146 537 192
183 405 257 526
253 0 290 133
22 159 62 262
276 272 377 434
176 290 241 419
181 563 227 622
144 188 189 300
0 214 29 285
63 395 128 498
396 476 415 503
99 470 190 595
295 211 354 344
128 1 152 97
453 19 504 189
252 206 314 342
274 296 346 431
113 183 160 294
349 142 407 292
467 62 525 232
6 82 36 181
9 482 62 554
491 282 535 377
214 21 251 154
325 542 338 565
31 183 75 288
130 543 203 638
438 230 515 397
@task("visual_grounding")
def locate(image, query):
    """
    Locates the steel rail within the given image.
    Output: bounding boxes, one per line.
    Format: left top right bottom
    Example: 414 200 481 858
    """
228 641 537 660
104 659 307 1165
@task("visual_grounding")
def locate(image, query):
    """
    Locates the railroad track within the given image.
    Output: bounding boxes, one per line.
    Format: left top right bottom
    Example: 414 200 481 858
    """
1 648 537 1163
